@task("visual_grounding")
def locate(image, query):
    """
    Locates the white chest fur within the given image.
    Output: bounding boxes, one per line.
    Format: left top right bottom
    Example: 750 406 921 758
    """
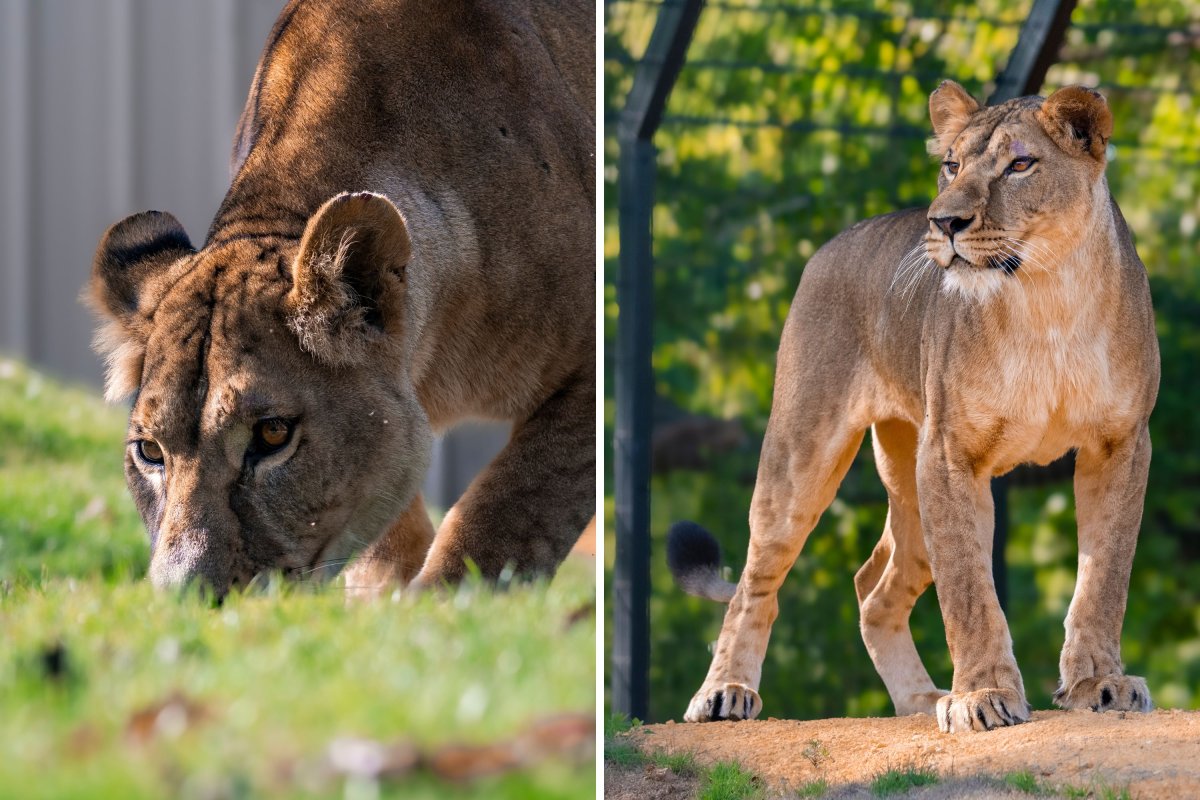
957 262 1139 467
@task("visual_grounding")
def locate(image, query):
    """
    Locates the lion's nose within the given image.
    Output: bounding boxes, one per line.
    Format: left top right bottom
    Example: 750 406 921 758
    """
931 215 974 237
148 527 231 596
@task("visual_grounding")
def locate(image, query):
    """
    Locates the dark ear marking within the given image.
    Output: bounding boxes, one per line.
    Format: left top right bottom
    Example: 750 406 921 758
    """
91 210 195 318
87 210 194 403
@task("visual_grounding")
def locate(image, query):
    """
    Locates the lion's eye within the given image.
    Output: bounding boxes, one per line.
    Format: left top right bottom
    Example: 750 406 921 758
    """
1008 157 1036 174
943 161 960 177
137 440 164 465
251 418 293 456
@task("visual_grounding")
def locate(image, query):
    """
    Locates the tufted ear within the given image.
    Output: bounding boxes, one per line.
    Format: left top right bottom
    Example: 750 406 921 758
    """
1037 85 1113 162
286 192 411 365
88 210 195 401
927 80 980 156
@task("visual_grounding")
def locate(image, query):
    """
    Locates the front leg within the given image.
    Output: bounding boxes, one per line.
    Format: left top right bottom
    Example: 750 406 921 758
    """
917 436 1029 732
413 373 594 585
343 492 436 599
1055 424 1153 713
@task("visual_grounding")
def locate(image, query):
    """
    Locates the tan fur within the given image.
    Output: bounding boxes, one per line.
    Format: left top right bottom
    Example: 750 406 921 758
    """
684 83 1158 733
86 0 594 597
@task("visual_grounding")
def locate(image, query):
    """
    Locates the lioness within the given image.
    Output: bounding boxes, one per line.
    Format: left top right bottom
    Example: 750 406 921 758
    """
669 82 1158 733
88 0 594 597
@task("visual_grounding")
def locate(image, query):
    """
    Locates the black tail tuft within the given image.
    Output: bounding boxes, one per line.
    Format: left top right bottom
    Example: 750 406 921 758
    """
667 520 722 576
666 521 736 603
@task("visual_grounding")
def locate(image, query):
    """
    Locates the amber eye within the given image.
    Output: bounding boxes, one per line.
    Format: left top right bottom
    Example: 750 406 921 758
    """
251 418 293 456
1008 157 1036 174
943 161 960 177
137 440 164 465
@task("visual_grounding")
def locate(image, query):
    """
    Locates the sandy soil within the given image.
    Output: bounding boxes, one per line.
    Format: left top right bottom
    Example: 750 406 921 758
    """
609 710 1200 798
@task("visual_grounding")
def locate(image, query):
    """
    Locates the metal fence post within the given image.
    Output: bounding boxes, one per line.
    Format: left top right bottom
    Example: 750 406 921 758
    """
612 0 705 722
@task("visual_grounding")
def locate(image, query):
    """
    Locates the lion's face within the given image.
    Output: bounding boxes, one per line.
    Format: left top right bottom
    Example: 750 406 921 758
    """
924 82 1113 295
90 193 430 595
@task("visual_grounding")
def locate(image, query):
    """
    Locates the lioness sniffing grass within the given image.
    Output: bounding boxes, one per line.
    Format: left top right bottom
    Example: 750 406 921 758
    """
670 82 1158 732
87 0 594 597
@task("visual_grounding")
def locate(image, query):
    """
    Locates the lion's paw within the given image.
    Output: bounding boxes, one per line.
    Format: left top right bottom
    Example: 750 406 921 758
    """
936 688 1030 733
1054 675 1151 713
683 682 762 723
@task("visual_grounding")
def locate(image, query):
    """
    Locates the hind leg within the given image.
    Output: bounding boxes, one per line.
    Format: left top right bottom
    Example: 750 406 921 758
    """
855 420 945 715
684 418 864 722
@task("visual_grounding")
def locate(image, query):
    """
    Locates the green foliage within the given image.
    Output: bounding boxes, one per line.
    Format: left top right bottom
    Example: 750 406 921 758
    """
699 761 765 800
0 360 596 798
605 0 1200 723
870 766 940 796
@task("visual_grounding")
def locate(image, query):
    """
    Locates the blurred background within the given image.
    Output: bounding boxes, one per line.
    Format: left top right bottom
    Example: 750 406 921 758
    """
0 0 509 528
605 0 1200 722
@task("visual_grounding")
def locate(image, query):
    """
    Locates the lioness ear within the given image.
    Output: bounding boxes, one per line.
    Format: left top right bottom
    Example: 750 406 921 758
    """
1037 86 1112 162
88 210 194 402
286 192 411 365
927 80 980 156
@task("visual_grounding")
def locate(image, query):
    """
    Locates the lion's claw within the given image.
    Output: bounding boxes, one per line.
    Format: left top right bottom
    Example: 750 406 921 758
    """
936 688 1030 733
1054 675 1151 713
684 682 762 722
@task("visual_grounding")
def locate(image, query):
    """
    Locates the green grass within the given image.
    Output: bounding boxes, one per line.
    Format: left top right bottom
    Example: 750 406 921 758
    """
603 714 644 768
699 762 764 800
1055 781 1134 800
0 358 595 798
603 713 698 775
796 777 829 797
870 766 940 796
1004 771 1046 794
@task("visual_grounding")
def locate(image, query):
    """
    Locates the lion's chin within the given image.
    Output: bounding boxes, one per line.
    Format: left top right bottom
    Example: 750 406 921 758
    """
941 260 1007 302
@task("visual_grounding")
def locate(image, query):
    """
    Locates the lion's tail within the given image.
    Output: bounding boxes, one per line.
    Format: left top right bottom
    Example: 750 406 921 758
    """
667 521 736 603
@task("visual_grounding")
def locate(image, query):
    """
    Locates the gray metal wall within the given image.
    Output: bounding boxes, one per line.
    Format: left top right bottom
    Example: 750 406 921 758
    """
0 0 506 510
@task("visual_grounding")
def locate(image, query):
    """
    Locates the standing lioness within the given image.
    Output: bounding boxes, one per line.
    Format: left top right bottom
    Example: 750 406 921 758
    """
88 0 594 596
670 82 1158 733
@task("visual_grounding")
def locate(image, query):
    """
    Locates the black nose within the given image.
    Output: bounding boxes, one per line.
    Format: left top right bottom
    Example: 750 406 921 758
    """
931 216 973 237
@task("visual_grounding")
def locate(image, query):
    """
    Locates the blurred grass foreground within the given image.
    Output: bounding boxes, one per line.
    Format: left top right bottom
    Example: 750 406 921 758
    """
0 357 596 799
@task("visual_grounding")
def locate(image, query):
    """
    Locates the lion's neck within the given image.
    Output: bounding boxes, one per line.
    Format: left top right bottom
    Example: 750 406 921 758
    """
974 178 1120 335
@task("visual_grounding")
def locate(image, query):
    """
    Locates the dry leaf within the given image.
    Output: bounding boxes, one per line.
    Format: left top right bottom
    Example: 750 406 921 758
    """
425 742 523 781
326 737 419 780
125 691 211 744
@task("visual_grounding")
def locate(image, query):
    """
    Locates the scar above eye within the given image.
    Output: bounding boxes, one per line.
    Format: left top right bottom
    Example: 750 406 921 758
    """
1011 140 1029 157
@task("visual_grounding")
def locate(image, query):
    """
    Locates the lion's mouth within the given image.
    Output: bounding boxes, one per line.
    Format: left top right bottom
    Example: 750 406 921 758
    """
946 251 1022 275
985 253 1022 274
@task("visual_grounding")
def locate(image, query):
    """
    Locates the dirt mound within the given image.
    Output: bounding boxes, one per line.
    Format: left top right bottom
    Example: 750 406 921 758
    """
615 710 1200 798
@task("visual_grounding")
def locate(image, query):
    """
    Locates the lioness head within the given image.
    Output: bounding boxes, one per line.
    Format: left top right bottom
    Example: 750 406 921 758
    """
89 192 431 595
925 81 1113 295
